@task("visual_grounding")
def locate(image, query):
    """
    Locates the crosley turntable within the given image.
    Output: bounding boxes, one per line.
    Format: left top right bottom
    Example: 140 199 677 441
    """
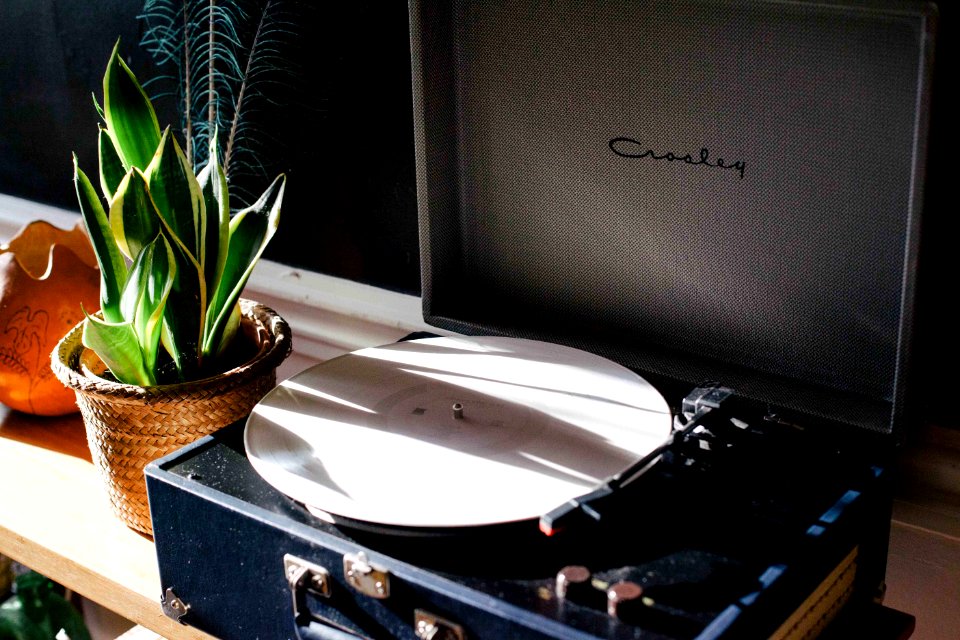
146 1 935 638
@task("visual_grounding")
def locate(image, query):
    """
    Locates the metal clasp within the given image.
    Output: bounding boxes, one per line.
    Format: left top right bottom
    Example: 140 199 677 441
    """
285 554 332 624
343 552 390 599
414 609 466 640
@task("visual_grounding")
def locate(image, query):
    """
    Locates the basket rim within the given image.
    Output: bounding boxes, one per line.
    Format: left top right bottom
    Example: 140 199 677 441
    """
50 299 292 403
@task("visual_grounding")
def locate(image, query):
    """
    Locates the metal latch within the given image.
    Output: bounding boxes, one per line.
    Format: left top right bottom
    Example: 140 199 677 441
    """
161 587 190 624
343 552 390 599
285 554 332 623
414 610 466 640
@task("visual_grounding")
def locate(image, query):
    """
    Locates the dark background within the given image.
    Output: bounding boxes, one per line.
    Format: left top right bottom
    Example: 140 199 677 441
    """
0 1 951 427
0 0 420 294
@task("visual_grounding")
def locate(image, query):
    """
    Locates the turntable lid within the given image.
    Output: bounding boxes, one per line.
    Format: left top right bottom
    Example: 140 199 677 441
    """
245 336 672 528
410 0 935 439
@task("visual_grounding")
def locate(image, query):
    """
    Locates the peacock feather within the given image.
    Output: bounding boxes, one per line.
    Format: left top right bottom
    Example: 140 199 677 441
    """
139 0 300 206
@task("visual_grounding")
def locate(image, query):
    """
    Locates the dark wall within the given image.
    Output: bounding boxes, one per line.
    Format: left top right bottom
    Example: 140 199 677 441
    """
0 1 421 295
911 2 952 427
0 1 171 208
257 3 420 293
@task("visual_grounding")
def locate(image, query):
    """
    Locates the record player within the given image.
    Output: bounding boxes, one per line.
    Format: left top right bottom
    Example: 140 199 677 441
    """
145 1 936 638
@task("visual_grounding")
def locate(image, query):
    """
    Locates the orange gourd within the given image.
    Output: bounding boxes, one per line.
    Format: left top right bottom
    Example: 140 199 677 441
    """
0 220 100 415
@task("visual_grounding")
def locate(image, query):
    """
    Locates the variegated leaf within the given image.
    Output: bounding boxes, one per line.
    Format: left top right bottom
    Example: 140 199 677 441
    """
197 134 229 309
145 128 205 260
82 313 155 386
154 218 207 381
109 168 161 260
119 234 176 375
98 127 126 201
73 156 128 323
204 174 284 356
102 40 162 171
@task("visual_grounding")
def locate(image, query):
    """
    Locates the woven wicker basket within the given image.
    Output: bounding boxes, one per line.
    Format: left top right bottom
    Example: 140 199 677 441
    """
51 299 292 535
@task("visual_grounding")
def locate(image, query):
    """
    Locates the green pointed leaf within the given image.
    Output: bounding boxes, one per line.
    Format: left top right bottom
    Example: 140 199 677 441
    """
120 234 176 375
98 127 126 200
82 312 155 386
205 174 285 355
110 167 160 260
160 321 178 374
154 219 207 381
92 92 104 120
213 302 241 357
145 128 205 259
73 156 127 323
197 134 229 307
109 168 162 260
103 39 161 170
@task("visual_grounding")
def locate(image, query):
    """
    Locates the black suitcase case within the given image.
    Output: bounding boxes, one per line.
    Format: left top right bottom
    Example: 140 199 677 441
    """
146 1 936 638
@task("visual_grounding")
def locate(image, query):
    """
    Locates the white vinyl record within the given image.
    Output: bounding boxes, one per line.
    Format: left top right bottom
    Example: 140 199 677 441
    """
245 336 672 528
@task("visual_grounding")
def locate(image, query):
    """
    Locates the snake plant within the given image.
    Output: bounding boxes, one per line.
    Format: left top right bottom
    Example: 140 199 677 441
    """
73 41 284 385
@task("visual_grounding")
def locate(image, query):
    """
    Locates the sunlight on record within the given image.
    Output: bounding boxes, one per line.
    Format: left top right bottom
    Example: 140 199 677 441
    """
356 337 665 410
246 336 672 528
404 368 666 452
280 380 377 414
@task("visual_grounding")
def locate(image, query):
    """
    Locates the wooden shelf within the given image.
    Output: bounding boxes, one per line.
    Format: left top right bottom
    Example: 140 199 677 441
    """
0 406 215 640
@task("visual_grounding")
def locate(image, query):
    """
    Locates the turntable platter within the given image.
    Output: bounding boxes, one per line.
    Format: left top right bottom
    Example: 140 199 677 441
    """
245 336 671 528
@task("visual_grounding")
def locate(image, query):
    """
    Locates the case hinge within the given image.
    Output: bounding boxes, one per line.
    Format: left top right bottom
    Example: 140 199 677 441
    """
160 587 190 624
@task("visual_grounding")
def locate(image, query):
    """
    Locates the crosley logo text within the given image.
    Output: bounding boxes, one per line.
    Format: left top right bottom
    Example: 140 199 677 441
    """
609 137 746 180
